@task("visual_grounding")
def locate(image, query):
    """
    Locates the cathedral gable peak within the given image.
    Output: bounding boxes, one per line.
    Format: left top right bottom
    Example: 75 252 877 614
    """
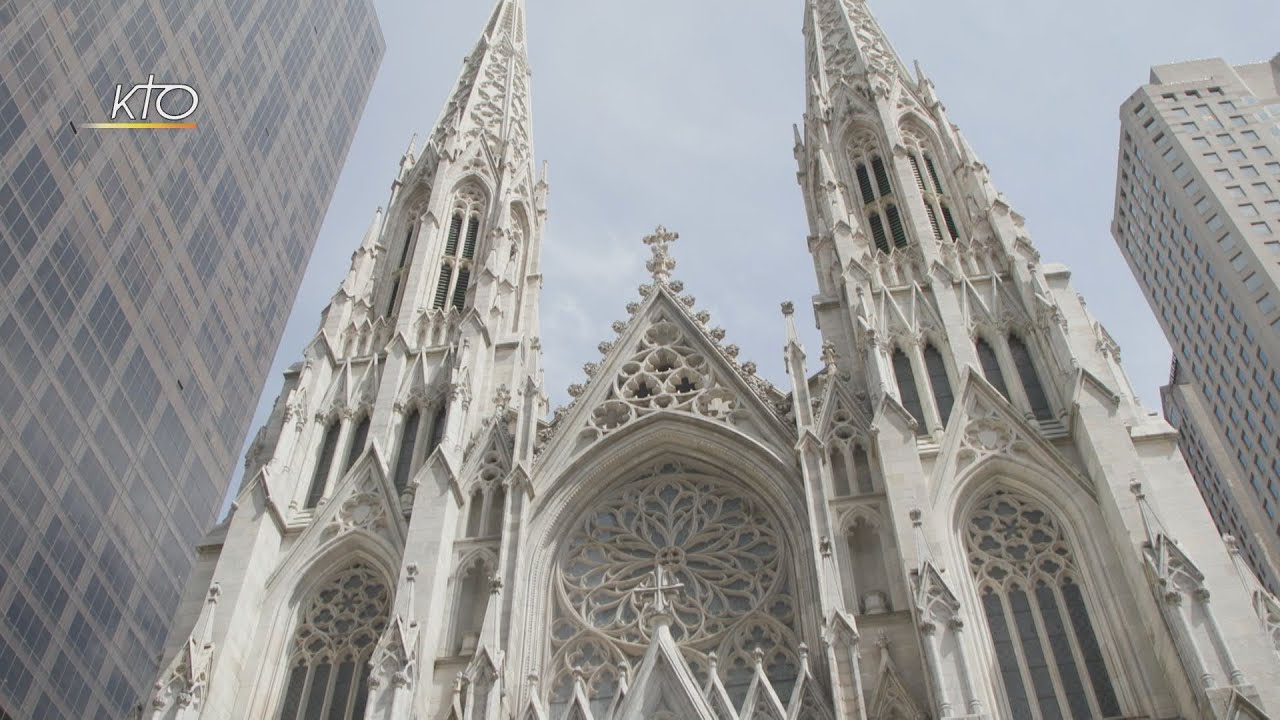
613 624 718 720
930 369 1092 505
538 229 792 464
816 379 873 443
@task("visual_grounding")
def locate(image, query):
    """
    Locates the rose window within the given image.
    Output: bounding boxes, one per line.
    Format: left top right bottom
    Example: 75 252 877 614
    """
548 463 800 709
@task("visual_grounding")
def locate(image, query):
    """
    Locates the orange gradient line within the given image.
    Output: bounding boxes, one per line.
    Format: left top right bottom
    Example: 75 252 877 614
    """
83 122 197 129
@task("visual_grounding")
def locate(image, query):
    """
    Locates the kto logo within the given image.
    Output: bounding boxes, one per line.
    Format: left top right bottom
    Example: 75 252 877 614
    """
85 75 199 130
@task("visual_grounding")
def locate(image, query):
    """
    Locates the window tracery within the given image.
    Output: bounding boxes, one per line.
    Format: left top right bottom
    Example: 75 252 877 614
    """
463 448 507 538
891 348 925 434
903 125 962 242
826 406 876 496
306 418 343 509
277 562 389 720
582 314 742 442
849 131 908 254
548 463 801 710
434 184 487 312
965 488 1121 719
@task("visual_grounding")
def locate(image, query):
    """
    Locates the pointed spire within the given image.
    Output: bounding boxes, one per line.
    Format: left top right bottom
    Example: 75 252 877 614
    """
805 0 909 96
428 0 534 167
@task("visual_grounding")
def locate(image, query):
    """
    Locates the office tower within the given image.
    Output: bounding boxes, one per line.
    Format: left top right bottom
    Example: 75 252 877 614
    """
1114 56 1280 591
0 0 383 717
152 1 1280 719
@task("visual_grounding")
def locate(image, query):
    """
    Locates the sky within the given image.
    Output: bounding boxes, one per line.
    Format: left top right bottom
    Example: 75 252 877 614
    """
226 0 1279 509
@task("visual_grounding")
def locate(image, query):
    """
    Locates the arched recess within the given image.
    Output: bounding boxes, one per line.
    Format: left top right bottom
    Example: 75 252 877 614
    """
246 538 401 720
448 549 498 656
943 464 1147 720
432 179 490 313
836 506 902 616
518 417 821 714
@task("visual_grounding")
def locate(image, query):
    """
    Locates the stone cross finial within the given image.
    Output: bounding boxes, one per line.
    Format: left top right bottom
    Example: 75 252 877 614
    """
633 563 685 615
643 226 679 284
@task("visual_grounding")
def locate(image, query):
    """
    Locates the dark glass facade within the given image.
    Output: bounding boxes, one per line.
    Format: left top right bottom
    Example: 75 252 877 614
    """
0 0 383 716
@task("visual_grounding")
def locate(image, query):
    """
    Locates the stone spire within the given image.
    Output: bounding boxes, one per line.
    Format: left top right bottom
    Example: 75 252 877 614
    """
429 0 533 169
804 0 910 102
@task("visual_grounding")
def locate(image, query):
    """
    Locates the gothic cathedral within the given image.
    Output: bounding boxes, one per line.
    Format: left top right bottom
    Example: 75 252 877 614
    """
149 1 1280 718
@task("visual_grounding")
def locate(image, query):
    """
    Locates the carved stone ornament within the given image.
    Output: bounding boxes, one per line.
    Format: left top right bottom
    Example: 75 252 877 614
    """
548 461 801 708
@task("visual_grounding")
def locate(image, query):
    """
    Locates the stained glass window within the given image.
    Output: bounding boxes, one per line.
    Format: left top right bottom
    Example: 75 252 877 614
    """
966 489 1121 718
277 563 389 720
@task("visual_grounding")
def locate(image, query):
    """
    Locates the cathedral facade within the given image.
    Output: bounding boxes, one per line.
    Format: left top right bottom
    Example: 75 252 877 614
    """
149 1 1280 718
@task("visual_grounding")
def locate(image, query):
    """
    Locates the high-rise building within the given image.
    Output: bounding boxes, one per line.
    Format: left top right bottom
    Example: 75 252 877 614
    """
152 1 1280 719
0 0 382 717
1113 56 1280 591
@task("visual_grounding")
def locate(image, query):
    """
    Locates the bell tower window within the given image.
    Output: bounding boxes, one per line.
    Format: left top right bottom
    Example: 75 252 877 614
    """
849 132 910 254
385 225 417 317
433 185 486 311
904 127 963 242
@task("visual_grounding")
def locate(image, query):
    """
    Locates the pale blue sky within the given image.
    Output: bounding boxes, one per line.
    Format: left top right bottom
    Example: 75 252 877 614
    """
227 0 1279 509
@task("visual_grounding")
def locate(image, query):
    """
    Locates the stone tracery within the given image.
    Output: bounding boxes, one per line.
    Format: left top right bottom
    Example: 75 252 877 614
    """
585 314 743 439
548 463 801 708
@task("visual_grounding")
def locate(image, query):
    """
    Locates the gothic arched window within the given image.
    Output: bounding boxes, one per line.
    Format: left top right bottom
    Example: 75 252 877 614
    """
892 348 925 434
852 445 874 495
923 343 955 425
849 134 908 254
306 418 342 509
392 407 420 495
830 447 851 497
965 488 1121 719
461 447 507 538
903 127 962 242
433 185 486 311
976 337 1010 400
453 556 492 656
277 562 389 720
1008 334 1053 421
385 225 417 317
343 414 371 474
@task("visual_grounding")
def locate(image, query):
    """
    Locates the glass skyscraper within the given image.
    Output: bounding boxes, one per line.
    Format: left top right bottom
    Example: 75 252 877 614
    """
0 0 383 716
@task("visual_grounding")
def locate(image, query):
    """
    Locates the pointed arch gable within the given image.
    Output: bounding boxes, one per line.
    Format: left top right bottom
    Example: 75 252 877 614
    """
929 368 1094 509
536 287 796 469
268 447 406 593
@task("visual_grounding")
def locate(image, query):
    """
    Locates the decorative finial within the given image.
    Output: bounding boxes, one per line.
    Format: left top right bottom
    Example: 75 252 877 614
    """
753 647 765 668
643 226 679 284
781 301 795 316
